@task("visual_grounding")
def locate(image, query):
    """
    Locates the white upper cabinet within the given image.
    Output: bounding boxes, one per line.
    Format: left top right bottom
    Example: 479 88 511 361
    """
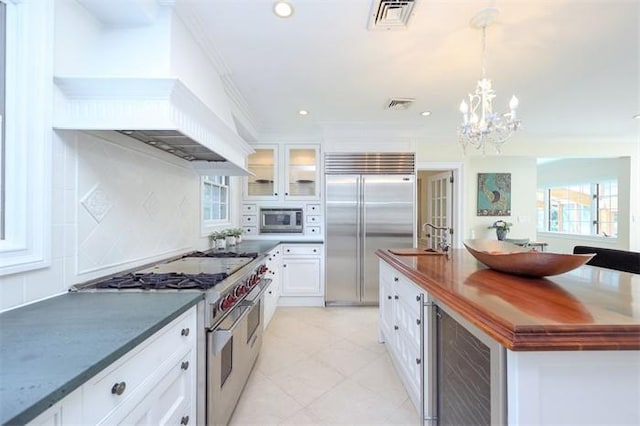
244 144 320 201
245 145 279 200
284 145 320 200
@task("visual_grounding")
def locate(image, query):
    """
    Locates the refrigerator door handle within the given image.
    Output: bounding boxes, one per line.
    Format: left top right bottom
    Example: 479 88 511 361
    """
359 176 365 302
355 176 362 301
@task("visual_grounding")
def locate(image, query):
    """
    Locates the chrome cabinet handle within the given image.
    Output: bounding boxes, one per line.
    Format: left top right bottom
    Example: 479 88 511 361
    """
394 325 399 330
393 277 399 282
387 295 392 300
416 318 421 325
394 295 399 300
180 415 189 425
416 295 421 302
111 381 126 396
416 358 421 365
181 328 190 337
181 361 189 370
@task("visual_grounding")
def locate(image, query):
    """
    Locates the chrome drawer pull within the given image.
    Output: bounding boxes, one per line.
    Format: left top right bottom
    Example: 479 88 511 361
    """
181 361 189 371
394 325 399 330
416 358 421 365
181 328 190 337
180 415 189 425
111 381 126 396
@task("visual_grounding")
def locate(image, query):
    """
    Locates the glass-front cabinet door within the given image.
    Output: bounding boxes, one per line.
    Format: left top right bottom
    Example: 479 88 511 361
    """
245 145 279 200
285 145 320 200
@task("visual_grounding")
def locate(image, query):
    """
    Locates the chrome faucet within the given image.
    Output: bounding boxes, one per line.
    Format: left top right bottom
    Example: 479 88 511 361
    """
422 223 451 253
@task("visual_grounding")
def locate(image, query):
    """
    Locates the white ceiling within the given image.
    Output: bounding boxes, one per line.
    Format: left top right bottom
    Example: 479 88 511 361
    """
178 0 639 144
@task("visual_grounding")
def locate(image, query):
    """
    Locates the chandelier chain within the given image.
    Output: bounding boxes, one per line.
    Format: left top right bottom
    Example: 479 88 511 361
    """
481 25 487 79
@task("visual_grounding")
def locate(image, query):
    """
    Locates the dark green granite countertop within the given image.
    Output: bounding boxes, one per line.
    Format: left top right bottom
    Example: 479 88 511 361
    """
0 292 203 425
209 239 324 255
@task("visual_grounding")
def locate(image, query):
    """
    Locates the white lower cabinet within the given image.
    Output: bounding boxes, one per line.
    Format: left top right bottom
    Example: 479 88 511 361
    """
378 260 428 413
27 388 82 425
263 245 282 329
28 306 198 426
279 244 324 306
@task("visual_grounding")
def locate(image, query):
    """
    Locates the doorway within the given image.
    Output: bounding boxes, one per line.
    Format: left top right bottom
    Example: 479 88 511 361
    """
416 163 464 250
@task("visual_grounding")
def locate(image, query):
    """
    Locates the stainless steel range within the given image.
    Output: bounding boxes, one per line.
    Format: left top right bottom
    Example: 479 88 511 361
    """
71 250 271 426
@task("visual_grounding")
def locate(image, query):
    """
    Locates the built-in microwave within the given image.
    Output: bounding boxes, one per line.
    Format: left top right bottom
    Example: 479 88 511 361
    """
260 208 304 234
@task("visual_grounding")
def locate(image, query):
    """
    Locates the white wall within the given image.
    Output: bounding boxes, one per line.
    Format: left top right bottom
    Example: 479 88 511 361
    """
465 157 538 242
0 130 210 311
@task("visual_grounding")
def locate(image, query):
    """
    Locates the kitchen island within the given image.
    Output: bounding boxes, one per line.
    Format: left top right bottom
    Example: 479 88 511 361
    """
377 248 640 425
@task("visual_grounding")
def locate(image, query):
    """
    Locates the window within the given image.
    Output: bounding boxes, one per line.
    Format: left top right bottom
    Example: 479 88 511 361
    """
0 1 53 276
1 2 6 238
536 179 618 238
202 176 229 223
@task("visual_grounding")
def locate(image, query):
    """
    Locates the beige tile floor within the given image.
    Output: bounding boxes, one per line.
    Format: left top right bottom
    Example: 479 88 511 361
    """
229 307 419 425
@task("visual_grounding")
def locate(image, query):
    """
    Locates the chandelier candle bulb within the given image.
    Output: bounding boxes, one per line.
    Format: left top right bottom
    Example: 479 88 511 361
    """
460 101 469 123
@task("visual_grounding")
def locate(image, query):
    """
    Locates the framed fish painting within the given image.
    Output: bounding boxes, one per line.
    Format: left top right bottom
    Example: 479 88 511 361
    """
477 173 511 216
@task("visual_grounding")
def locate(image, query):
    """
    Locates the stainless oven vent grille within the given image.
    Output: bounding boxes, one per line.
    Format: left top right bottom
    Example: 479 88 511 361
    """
324 152 415 175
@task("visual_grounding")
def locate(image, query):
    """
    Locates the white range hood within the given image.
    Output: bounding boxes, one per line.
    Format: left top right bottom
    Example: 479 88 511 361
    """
53 76 254 176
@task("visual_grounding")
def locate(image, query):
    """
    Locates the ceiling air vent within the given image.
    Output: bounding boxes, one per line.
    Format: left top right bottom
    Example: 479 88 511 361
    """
368 0 418 30
386 98 415 110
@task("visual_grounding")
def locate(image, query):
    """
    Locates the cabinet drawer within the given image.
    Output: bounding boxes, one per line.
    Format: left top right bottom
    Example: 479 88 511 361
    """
306 204 321 214
82 309 196 424
305 215 321 225
396 277 424 316
379 261 395 284
305 226 321 236
241 204 257 214
282 245 321 256
243 226 258 236
242 215 258 225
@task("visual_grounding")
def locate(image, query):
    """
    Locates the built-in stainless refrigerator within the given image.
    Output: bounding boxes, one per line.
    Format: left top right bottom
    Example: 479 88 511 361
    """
325 153 415 306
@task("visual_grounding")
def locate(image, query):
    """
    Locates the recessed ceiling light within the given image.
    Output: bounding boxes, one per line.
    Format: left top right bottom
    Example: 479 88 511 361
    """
420 111 432 116
298 110 309 116
273 1 294 18
633 114 640 119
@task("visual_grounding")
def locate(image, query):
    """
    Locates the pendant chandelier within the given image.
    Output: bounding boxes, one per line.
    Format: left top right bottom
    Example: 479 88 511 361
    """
458 8 520 154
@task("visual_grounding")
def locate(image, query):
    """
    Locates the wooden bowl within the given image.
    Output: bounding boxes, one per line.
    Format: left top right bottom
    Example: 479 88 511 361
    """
463 239 595 277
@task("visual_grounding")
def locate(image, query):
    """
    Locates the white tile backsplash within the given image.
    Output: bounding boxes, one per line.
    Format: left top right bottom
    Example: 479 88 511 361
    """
1 130 202 312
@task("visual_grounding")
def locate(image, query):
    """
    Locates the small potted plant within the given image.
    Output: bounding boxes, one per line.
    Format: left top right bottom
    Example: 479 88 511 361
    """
208 231 227 250
488 220 512 241
233 227 244 244
224 229 236 246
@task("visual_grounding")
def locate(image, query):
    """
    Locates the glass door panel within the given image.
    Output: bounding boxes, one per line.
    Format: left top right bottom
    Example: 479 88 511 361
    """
285 146 318 199
246 146 278 199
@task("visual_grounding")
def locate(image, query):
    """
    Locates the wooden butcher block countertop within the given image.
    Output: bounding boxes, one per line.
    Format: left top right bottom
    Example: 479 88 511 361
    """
376 248 640 351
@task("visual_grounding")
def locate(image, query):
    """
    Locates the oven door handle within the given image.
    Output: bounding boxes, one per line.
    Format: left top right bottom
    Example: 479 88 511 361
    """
211 304 252 354
242 278 272 305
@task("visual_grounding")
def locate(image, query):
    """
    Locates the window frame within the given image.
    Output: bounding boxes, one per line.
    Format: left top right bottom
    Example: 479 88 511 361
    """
536 179 619 239
201 175 231 228
0 0 53 276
